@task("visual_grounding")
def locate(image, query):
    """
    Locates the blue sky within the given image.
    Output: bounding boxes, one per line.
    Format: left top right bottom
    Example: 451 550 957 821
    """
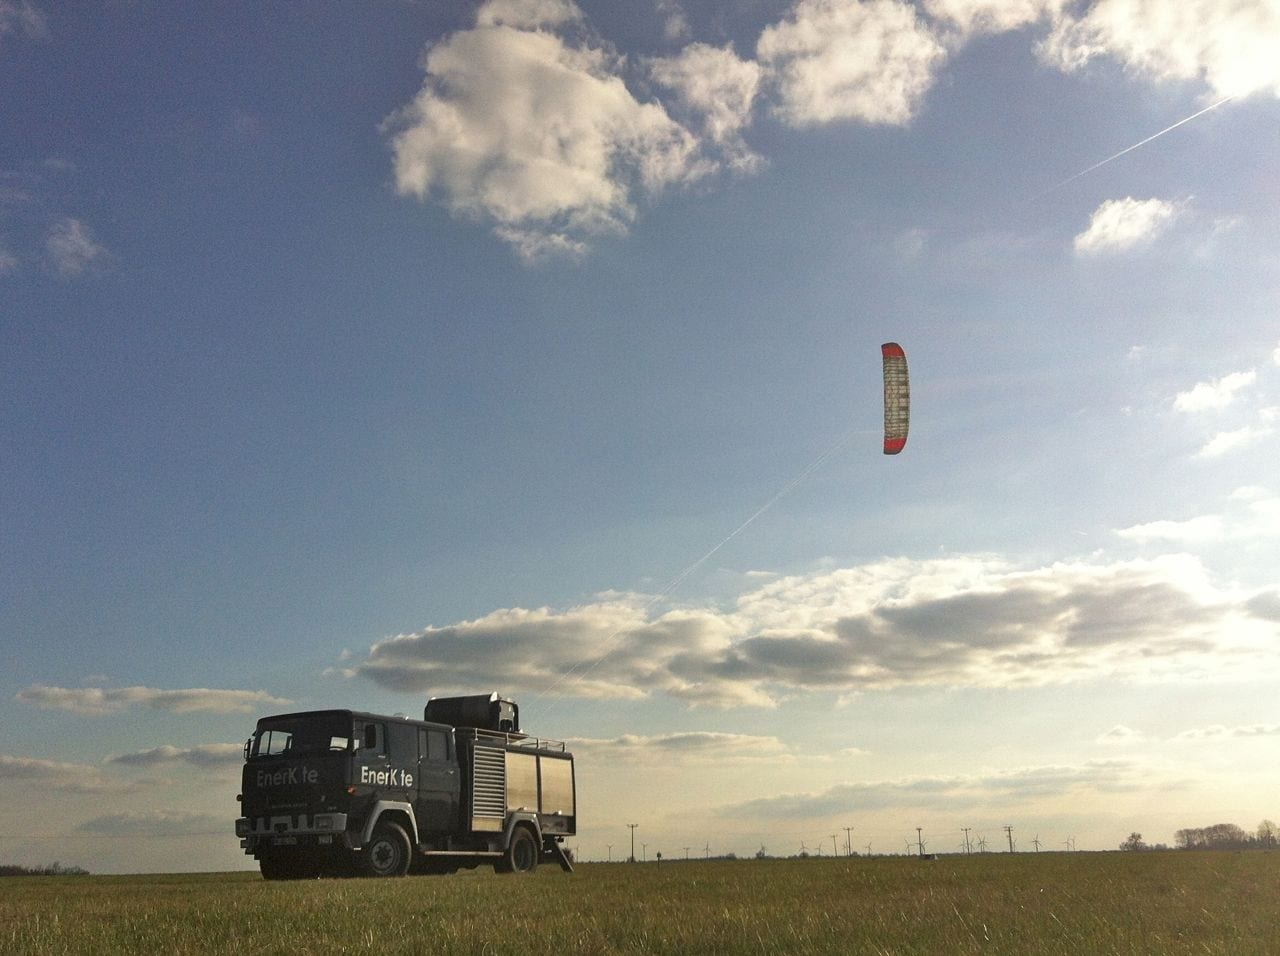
3 0 1279 871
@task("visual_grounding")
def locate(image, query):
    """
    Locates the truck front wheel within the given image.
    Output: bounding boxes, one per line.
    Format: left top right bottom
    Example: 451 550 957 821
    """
360 821 411 878
497 826 539 874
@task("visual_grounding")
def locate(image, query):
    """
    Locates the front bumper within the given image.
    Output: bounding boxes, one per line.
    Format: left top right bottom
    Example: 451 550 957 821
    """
236 813 351 854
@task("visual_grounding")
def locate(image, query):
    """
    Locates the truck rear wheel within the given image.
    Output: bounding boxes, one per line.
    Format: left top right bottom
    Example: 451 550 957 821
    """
360 821 411 877
497 826 539 874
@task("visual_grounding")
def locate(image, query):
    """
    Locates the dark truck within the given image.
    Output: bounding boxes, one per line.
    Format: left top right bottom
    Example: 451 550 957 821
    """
235 693 575 879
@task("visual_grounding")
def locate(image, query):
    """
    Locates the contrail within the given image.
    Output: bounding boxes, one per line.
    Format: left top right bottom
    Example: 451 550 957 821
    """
531 428 857 708
1034 94 1235 199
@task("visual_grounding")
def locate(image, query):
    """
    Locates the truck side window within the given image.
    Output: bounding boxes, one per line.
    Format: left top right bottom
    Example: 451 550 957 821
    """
427 729 449 763
361 722 381 752
387 721 416 762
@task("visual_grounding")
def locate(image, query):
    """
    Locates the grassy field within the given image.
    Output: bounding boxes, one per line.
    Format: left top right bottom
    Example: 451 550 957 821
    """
3 852 1276 954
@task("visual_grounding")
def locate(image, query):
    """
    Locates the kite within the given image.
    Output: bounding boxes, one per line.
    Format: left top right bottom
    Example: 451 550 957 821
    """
881 342 909 455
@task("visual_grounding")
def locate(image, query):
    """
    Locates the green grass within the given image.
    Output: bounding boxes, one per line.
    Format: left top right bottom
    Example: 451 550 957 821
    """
4 852 1277 954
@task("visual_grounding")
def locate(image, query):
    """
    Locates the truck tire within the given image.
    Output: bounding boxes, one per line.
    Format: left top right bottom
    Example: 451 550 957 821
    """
360 821 411 878
497 826 539 874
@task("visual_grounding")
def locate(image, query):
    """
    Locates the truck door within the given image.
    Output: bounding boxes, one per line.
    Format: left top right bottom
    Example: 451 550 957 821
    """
353 719 390 788
416 726 460 836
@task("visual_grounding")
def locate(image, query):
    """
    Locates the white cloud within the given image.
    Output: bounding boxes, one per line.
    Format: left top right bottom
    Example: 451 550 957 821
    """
1195 425 1269 458
656 0 691 42
757 0 945 127
0 1 47 41
385 0 707 260
1116 489 1280 544
1073 197 1182 255
15 685 292 715
45 217 107 277
475 0 581 30
1115 515 1224 544
354 554 1276 707
1174 370 1256 412
1040 0 1280 99
648 43 764 173
925 0 1063 38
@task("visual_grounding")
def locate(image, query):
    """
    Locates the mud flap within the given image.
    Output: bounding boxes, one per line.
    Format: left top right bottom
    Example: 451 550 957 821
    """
549 841 574 873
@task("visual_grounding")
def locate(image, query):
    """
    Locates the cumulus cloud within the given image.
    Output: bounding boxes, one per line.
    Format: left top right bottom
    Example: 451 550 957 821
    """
648 43 764 173
925 0 1063 38
475 0 582 30
385 0 710 261
1073 197 1183 255
383 0 1273 258
1174 370 1257 412
15 685 292 716
0 1 47 41
1040 0 1280 99
45 217 107 277
1115 515 1224 544
1195 425 1270 458
106 744 243 770
720 760 1153 818
353 554 1276 708
757 0 945 126
1116 488 1280 545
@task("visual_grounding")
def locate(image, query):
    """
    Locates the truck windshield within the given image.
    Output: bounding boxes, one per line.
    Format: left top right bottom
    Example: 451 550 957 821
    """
251 715 352 758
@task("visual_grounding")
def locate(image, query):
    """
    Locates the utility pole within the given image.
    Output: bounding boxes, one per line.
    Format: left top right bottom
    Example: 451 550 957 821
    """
683 846 691 860
916 827 925 858
831 834 839 857
1004 826 1015 853
642 842 647 862
704 842 711 860
607 844 613 862
962 828 972 854
843 826 854 857
627 823 638 863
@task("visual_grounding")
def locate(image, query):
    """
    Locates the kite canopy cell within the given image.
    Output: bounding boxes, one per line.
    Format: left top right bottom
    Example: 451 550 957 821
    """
881 342 909 455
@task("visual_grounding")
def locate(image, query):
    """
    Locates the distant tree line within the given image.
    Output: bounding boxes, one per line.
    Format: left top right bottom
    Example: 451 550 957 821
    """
0 862 89 877
1120 820 1277 852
